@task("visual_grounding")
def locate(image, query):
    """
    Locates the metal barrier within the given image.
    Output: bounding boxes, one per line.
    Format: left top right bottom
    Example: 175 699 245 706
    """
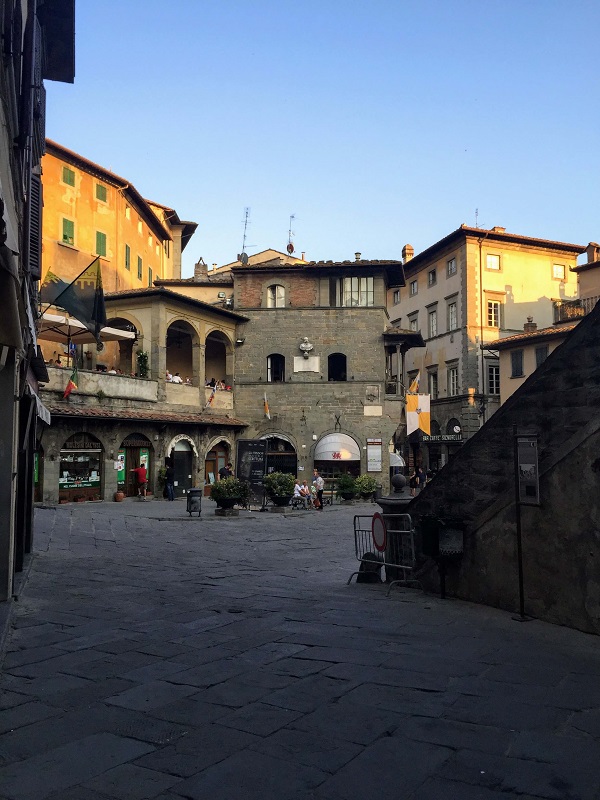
348 513 421 595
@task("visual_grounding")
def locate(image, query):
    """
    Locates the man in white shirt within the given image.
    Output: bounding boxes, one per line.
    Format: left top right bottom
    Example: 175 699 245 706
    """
171 372 183 384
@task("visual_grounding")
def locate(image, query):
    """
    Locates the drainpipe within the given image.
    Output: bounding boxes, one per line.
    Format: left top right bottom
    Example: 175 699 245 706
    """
478 231 490 423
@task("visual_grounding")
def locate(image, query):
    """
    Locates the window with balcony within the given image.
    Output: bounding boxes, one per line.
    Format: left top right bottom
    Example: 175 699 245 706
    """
511 350 524 378
267 284 285 308
267 353 285 383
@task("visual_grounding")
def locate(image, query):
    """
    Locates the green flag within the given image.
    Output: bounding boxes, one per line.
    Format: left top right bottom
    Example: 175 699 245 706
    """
43 258 107 345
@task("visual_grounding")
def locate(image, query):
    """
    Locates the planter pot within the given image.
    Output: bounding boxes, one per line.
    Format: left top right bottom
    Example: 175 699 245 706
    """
114 491 126 502
216 497 240 509
270 495 292 507
340 492 355 501
360 492 373 500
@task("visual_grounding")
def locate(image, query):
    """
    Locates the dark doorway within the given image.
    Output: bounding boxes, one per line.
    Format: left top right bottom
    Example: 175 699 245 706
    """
173 440 193 495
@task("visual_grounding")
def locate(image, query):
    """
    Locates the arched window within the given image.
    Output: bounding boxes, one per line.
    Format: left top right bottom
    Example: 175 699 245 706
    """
267 353 285 382
266 284 285 308
328 353 347 381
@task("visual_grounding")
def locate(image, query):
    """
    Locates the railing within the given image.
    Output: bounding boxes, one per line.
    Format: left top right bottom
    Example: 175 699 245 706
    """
582 295 600 315
553 300 584 324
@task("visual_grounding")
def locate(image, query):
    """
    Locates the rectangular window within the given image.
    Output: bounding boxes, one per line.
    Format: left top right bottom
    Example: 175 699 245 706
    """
448 301 458 331
410 280 418 296
95 231 107 257
392 289 400 305
125 244 131 270
137 218 143 235
338 276 374 307
486 254 501 271
447 257 457 276
535 344 549 367
148 267 153 287
553 264 565 280
428 269 437 287
487 300 501 327
62 218 74 245
511 350 524 378
488 364 500 394
428 309 437 338
95 183 107 202
428 371 438 400
137 256 142 280
408 314 418 332
62 166 75 186
125 205 131 220
447 365 458 397
267 284 285 308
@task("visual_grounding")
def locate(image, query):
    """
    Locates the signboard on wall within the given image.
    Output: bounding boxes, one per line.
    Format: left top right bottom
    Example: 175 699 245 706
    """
236 439 267 484
366 438 382 472
517 435 540 506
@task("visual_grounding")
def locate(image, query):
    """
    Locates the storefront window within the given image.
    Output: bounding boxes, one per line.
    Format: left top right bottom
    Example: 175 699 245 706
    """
59 434 103 501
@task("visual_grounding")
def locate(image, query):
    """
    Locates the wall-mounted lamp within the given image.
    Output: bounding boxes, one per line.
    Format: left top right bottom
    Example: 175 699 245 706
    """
235 338 245 346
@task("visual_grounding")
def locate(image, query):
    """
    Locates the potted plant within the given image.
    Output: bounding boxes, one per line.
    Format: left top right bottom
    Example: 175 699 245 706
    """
263 471 295 506
136 350 149 378
335 473 357 501
210 476 249 509
354 474 378 500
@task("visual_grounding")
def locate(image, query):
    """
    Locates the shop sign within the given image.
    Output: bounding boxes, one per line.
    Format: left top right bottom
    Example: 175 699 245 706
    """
236 439 267 485
421 434 462 442
517 435 540 506
366 438 382 472
59 477 101 489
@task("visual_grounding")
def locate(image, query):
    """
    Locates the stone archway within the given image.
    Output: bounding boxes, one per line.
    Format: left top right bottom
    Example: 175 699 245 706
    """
166 320 198 384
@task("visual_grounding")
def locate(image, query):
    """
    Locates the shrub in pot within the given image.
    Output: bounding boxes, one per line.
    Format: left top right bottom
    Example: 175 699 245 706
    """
263 471 295 505
354 474 378 498
209 476 249 508
335 473 357 500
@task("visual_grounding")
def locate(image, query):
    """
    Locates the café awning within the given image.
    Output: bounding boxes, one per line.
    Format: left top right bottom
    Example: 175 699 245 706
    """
314 433 361 461
38 313 136 344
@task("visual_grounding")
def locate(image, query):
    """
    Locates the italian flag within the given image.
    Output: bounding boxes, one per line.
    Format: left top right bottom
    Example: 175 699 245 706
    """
63 367 78 400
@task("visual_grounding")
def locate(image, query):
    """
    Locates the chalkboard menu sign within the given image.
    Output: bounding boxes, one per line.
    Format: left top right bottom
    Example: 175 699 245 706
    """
236 439 267 485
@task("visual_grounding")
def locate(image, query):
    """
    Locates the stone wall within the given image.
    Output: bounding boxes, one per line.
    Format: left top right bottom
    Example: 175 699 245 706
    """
407 302 600 634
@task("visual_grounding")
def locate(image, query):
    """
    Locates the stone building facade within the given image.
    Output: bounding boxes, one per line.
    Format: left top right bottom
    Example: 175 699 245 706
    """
389 225 585 471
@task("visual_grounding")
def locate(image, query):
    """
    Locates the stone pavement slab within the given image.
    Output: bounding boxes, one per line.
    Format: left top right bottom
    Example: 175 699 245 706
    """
0 500 599 799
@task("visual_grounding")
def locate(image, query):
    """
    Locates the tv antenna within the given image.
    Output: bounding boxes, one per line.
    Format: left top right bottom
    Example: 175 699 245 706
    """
237 207 250 265
475 208 479 228
287 214 296 254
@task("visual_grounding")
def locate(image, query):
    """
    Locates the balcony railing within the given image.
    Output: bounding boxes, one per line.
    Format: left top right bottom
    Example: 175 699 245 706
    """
553 299 584 324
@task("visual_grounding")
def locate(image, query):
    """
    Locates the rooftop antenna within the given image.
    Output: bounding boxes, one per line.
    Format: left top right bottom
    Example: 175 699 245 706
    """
237 207 250 265
475 208 479 228
287 214 296 254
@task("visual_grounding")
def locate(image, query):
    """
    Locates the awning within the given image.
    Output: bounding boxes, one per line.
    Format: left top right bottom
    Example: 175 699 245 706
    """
314 433 361 461
38 313 136 344
390 452 406 468
26 384 51 425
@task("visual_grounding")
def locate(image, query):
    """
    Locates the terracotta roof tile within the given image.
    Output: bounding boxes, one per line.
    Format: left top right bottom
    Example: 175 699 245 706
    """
45 405 246 427
486 323 579 349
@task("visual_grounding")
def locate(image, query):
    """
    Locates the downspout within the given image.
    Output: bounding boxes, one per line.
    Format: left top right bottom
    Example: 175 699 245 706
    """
478 231 490 423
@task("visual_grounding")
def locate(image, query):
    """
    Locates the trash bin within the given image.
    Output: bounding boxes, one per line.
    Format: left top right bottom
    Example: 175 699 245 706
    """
186 488 202 517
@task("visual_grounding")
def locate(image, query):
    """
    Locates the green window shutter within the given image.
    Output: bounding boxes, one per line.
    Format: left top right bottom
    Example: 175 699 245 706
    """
96 183 107 202
125 244 131 270
148 267 153 287
62 218 74 245
96 231 107 257
137 256 142 279
62 166 75 186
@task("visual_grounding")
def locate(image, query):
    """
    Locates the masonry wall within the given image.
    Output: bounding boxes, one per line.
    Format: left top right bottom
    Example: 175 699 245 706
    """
407 303 600 634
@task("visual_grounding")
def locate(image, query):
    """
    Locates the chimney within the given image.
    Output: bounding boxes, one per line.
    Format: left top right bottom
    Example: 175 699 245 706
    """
355 252 361 262
492 226 506 233
586 242 600 264
524 316 537 333
301 252 306 261
402 244 414 264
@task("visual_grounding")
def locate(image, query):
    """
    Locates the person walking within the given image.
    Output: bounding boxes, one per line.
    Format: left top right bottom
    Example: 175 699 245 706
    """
312 468 324 510
416 465 427 493
131 462 148 500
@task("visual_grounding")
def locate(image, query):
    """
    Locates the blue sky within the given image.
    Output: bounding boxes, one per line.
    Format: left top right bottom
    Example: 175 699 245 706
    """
46 0 599 276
